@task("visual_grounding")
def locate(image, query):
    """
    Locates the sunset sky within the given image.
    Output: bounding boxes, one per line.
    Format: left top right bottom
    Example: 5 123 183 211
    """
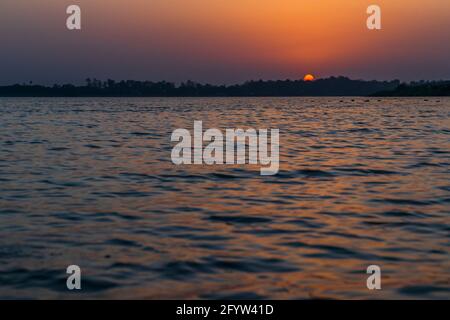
1 0 449 84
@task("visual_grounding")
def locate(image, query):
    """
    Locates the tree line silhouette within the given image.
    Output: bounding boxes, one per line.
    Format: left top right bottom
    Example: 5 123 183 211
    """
371 80 450 96
0 77 448 97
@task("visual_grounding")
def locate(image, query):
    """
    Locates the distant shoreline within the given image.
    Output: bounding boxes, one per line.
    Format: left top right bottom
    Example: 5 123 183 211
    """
1 77 449 97
0 95 447 99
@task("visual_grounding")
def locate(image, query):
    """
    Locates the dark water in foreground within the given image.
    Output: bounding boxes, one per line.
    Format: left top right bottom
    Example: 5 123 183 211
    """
0 97 449 299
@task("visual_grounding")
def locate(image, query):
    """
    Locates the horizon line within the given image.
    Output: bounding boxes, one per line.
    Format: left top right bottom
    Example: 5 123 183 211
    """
2 76 450 87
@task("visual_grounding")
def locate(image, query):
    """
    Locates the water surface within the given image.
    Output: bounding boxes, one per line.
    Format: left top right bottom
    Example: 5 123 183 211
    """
0 97 449 299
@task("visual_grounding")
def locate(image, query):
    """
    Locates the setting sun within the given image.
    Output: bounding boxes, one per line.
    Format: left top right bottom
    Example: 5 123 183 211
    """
304 74 315 81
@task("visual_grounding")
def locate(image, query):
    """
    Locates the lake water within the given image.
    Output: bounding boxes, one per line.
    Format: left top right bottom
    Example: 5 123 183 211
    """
0 97 449 299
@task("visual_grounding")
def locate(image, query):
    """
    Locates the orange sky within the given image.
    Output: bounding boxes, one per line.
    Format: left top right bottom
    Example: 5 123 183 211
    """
0 0 449 84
